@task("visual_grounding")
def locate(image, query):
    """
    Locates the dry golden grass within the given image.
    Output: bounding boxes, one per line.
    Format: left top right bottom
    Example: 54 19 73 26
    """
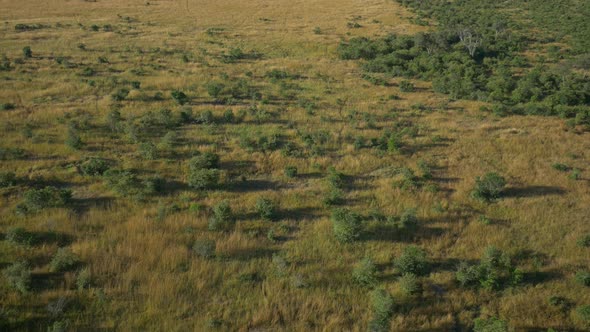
0 0 589 331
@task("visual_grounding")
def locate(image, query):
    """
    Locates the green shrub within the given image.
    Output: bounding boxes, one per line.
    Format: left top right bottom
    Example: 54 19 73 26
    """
171 90 189 105
323 188 344 206
284 166 297 178
326 167 345 189
139 142 158 160
5 227 31 245
188 168 219 190
103 169 156 199
80 157 110 176
456 262 480 287
472 172 506 201
0 171 17 187
552 163 570 172
76 268 92 290
473 317 509 332
193 239 216 258
395 246 428 275
198 110 214 124
255 197 277 221
22 46 32 58
65 126 83 150
17 186 72 214
575 270 590 287
206 81 225 100
398 208 418 230
111 88 129 101
331 208 362 243
208 201 234 231
399 273 420 295
578 235 590 248
2 261 31 294
352 257 378 287
49 248 79 272
189 152 220 170
368 288 394 331
0 147 26 160
576 305 590 326
399 80 415 92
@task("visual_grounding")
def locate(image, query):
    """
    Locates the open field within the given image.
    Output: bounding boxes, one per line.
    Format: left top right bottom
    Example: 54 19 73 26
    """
0 0 589 330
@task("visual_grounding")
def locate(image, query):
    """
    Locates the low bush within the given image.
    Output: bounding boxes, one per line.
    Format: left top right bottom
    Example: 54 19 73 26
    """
208 201 234 231
49 248 79 272
255 197 277 221
332 208 362 243
395 246 428 275
352 257 378 287
472 172 506 201
2 261 31 294
17 186 72 214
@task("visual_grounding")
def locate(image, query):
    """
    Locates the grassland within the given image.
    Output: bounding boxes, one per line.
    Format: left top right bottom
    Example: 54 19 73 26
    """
0 0 589 331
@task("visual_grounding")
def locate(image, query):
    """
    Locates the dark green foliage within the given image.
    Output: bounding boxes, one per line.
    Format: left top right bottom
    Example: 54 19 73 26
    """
399 80 414 92
352 257 378 287
338 0 590 121
284 166 297 178
323 188 344 206
103 169 157 198
0 171 17 187
138 142 158 160
2 261 31 294
399 273 420 295
65 126 83 149
208 201 234 231
255 197 277 221
188 169 219 190
326 167 345 189
22 46 32 58
331 208 362 243
188 152 220 190
111 88 130 101
222 109 235 123
189 152 220 170
193 239 216 258
49 248 78 272
456 246 521 290
0 103 16 110
197 110 214 124
575 270 590 287
576 305 590 325
206 81 225 100
0 147 26 160
473 317 509 332
395 246 428 275
17 186 72 214
578 235 590 248
368 288 394 332
472 172 506 202
76 268 91 290
171 90 189 105
6 227 31 245
80 157 110 176
552 163 570 172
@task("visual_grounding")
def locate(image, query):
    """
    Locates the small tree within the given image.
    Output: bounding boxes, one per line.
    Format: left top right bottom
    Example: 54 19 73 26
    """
472 172 506 201
368 288 394 331
80 157 110 176
65 126 83 150
332 208 362 243
255 197 277 221
352 257 378 287
49 248 79 272
17 186 72 214
171 90 189 105
206 82 225 101
2 261 31 294
208 201 234 231
189 152 220 170
399 273 420 295
473 317 509 332
395 246 428 275
188 168 219 190
0 171 17 187
22 46 32 58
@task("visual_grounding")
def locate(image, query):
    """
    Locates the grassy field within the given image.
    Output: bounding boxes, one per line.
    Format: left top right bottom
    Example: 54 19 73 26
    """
0 0 589 331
